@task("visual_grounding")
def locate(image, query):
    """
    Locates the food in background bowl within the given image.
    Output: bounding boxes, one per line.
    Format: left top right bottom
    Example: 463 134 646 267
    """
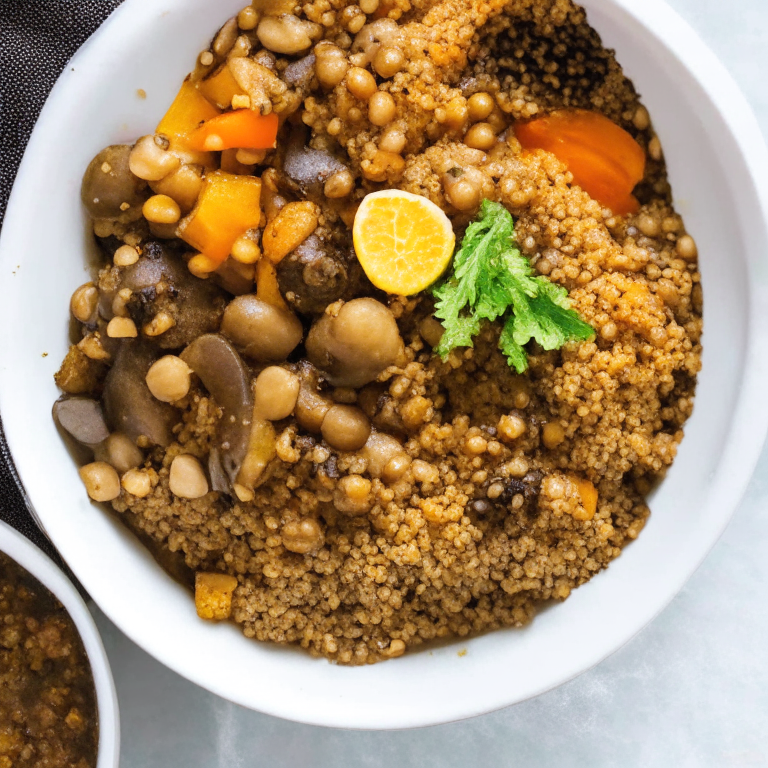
0 552 99 767
54 0 701 664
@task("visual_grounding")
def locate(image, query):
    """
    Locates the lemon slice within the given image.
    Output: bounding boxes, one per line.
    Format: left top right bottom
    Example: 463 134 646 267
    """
352 190 456 296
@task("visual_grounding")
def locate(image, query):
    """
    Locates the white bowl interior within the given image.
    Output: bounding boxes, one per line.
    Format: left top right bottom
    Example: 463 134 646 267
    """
0 521 119 766
1 0 768 729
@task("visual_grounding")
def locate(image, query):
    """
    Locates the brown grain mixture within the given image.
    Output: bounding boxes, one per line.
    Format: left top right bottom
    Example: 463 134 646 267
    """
0 553 98 767
57 0 702 664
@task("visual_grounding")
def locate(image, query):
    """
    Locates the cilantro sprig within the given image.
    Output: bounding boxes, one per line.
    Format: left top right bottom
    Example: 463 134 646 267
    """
432 200 594 373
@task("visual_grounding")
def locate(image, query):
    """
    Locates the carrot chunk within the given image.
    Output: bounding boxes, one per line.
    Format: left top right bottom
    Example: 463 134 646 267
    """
178 171 262 265
157 80 221 145
515 109 646 215
197 65 247 110
255 258 289 311
186 110 279 153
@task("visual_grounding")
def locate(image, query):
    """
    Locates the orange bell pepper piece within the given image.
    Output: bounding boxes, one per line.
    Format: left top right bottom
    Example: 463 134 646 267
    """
515 109 646 216
178 171 262 265
255 258 289 311
186 110 279 153
157 80 221 145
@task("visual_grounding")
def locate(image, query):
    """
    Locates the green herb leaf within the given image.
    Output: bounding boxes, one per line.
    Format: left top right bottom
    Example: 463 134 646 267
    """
432 199 594 373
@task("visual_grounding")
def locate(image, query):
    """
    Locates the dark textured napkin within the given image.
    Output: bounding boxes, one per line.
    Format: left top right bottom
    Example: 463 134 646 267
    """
0 1 123 557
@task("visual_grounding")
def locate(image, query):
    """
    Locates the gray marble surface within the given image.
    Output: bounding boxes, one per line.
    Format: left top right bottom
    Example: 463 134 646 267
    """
90 1 768 765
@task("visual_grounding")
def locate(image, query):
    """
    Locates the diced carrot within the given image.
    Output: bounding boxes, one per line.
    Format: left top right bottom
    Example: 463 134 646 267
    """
255 258 289 311
515 109 646 216
572 477 598 521
197 65 247 110
157 80 221 145
186 110 279 153
178 171 262 265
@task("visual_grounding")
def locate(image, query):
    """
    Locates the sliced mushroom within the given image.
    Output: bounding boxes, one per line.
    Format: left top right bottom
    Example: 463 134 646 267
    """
282 128 348 195
120 241 227 349
81 145 147 221
102 342 180 447
52 397 110 447
282 54 316 88
180 334 253 484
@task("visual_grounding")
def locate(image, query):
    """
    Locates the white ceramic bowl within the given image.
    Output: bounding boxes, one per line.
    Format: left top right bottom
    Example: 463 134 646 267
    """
0 520 119 765
1 0 768 730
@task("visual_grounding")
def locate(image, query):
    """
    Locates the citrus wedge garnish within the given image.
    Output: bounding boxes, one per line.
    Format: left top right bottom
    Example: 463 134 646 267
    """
352 190 456 296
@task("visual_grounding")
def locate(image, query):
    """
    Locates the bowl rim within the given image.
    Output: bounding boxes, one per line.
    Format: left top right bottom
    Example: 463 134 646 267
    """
0 520 120 766
1 0 768 730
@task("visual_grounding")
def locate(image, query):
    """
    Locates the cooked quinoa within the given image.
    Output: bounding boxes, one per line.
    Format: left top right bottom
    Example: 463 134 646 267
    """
56 0 701 664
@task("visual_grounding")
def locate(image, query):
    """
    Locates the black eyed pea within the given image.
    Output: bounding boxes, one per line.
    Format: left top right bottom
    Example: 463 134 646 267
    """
253 367 300 421
79 462 121 502
169 455 209 499
145 355 192 403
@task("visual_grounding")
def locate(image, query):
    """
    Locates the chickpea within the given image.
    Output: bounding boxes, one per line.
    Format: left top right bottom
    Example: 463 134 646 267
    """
111 288 133 318
257 15 312 55
346 67 377 100
143 194 181 225
94 432 143 475
333 475 373 515
314 43 349 89
230 234 261 264
359 0 379 13
143 311 176 337
464 122 497 151
113 244 140 267
121 468 152 498
282 518 324 554
341 6 366 33
79 462 121 502
636 213 661 238
235 148 267 166
498 413 526 442
253 367 300 421
129 135 180 182
324 169 354 199
648 135 663 161
379 125 406 154
676 234 698 261
70 283 99 324
106 317 138 339
633 105 650 131
542 422 566 449
373 46 404 78
169 455 209 499
146 355 192 403
467 92 494 122
419 316 444 348
382 454 411 484
443 169 483 212
361 432 404 477
149 164 204 215
368 91 396 126
237 6 259 31
321 405 371 452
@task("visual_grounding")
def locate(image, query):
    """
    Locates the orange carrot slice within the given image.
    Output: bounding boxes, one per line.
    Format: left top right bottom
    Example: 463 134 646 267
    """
186 111 279 153
515 109 646 215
